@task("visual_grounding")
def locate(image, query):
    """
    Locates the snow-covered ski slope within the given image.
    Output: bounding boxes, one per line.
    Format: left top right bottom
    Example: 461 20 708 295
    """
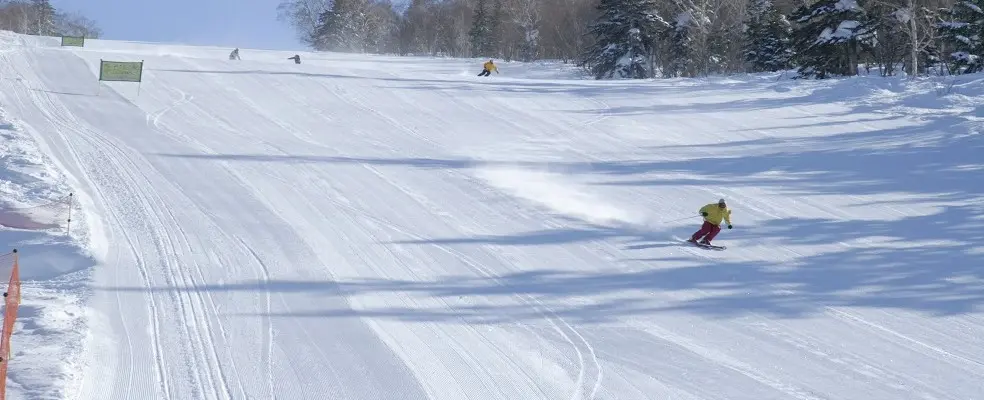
0 30 983 399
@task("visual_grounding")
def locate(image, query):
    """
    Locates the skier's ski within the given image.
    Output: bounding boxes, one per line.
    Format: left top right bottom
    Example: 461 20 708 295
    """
685 239 726 250
672 236 727 250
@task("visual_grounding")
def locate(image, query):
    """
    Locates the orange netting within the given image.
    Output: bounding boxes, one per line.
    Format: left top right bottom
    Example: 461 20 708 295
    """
0 193 73 232
0 250 20 400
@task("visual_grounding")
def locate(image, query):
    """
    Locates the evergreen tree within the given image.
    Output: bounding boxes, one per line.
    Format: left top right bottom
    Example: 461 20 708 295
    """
619 26 649 78
670 2 721 77
32 0 55 36
669 12 695 77
519 24 540 62
580 0 669 79
516 0 541 61
312 1 344 50
938 0 984 74
469 0 491 56
468 0 504 57
489 0 504 56
709 23 739 75
790 0 876 78
362 1 399 53
311 0 369 52
744 0 793 72
865 3 909 76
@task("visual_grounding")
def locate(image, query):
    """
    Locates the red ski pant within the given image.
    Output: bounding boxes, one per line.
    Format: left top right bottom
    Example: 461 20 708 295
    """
691 221 721 242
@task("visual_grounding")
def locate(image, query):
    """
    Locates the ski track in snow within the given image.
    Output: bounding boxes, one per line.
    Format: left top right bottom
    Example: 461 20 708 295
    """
0 32 981 399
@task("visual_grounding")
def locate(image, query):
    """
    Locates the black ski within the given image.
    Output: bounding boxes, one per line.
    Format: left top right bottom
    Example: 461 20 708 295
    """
686 239 726 250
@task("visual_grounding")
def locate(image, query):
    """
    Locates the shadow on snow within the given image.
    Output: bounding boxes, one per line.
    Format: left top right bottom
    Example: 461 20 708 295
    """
94 199 984 323
141 73 984 322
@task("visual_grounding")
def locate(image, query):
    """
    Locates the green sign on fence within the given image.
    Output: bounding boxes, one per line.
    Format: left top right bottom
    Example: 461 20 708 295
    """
61 36 84 47
99 60 143 82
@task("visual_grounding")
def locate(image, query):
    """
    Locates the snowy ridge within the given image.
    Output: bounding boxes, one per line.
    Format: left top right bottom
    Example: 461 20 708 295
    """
0 29 981 399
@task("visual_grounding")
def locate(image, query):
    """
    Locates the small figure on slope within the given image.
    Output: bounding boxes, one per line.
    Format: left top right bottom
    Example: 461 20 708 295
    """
478 59 498 76
229 48 241 60
288 54 301 64
688 198 733 246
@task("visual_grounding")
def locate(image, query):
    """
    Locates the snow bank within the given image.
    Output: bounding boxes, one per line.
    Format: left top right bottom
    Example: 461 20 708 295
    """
0 56 95 400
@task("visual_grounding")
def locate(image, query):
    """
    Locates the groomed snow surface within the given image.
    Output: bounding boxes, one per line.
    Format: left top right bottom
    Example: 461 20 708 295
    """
0 30 982 399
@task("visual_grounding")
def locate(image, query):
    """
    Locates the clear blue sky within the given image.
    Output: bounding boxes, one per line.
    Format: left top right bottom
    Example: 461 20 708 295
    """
53 0 304 50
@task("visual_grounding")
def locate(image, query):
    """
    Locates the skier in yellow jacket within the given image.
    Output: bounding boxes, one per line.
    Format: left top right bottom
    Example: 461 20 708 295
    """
478 59 498 76
688 198 733 245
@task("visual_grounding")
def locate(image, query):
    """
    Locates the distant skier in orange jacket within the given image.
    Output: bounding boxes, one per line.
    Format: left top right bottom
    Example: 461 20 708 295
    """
478 59 498 76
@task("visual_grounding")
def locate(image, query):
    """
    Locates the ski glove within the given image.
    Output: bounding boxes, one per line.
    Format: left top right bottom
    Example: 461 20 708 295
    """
727 225 733 229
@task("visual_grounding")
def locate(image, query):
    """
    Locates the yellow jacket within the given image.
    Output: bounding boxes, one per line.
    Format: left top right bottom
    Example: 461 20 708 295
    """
700 203 732 226
483 61 497 72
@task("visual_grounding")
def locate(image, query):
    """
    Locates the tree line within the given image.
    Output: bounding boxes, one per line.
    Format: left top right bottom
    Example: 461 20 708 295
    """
0 0 102 39
278 0 982 79
279 0 603 61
